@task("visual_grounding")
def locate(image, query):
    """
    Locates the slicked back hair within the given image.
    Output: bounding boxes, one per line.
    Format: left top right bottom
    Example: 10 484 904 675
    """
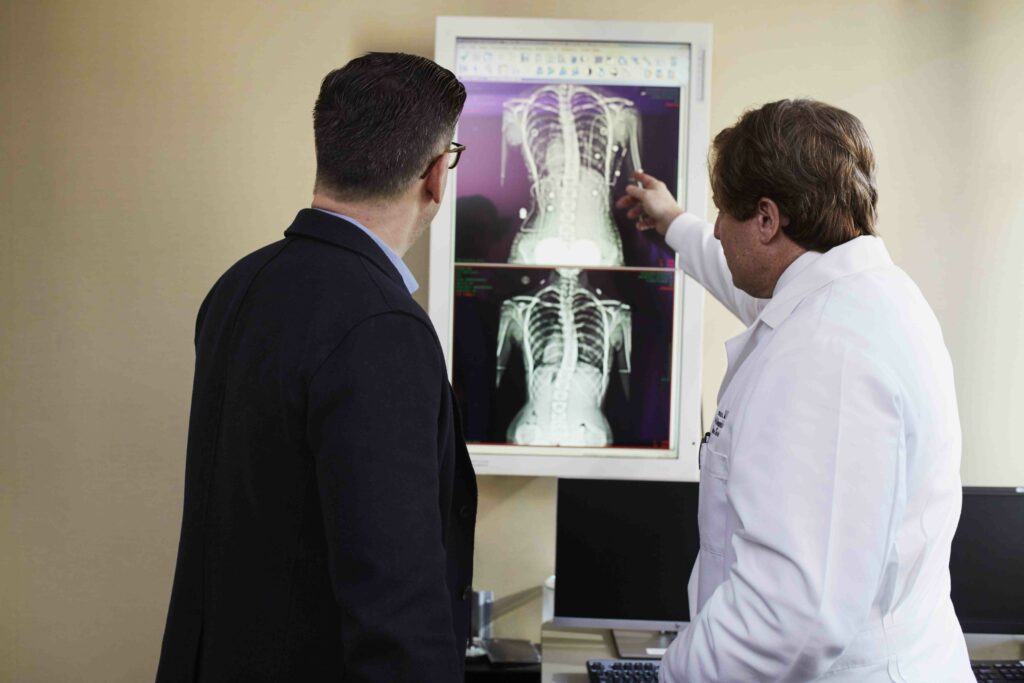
710 99 878 252
313 53 466 201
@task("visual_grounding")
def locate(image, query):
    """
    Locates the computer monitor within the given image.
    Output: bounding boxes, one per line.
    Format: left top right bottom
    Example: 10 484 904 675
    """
950 487 1024 634
553 478 700 634
430 17 712 480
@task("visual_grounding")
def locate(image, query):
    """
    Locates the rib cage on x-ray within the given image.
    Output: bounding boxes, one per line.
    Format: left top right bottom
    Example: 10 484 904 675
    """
495 84 639 447
502 84 641 268
496 270 631 447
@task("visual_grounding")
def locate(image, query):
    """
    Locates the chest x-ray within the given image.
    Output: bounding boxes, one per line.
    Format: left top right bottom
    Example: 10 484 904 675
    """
452 79 683 451
455 82 680 269
496 268 631 446
453 267 674 449
495 84 639 446
502 84 640 268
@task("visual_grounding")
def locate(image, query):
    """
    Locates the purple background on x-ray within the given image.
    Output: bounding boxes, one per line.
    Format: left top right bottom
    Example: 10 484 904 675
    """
454 81 682 268
452 266 676 449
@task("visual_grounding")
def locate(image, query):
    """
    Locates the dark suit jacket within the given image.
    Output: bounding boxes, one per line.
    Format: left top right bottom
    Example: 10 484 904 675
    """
157 209 477 682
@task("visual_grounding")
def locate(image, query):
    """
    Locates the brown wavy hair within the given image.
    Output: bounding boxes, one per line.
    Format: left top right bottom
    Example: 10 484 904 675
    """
710 99 878 252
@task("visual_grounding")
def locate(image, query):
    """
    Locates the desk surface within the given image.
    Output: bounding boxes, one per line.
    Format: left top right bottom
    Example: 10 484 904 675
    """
540 626 612 683
465 656 541 682
539 623 1024 682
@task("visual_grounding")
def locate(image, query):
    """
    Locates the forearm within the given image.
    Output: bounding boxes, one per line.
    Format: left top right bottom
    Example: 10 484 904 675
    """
665 213 765 326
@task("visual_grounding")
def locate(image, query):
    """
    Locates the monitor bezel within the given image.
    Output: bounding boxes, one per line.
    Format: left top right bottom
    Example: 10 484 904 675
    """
953 486 1024 635
550 615 689 632
551 478 698 632
552 486 1024 635
430 16 712 481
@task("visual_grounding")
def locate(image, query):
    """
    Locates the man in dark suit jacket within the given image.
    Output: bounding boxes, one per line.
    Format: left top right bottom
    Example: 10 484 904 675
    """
157 53 476 682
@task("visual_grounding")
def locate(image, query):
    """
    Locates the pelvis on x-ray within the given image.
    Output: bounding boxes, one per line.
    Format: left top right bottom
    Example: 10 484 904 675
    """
502 84 641 268
496 269 632 447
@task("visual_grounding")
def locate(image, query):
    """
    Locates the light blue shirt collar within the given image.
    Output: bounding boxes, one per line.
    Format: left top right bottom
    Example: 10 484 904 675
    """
313 208 419 295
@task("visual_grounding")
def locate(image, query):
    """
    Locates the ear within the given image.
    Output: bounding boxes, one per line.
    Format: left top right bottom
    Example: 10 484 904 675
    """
422 155 448 206
756 197 789 245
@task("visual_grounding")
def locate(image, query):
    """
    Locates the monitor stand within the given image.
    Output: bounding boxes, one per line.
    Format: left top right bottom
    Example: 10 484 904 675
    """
612 629 677 659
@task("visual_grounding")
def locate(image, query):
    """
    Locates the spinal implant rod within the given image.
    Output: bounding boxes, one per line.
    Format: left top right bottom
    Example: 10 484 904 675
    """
496 269 631 447
495 84 640 447
501 84 641 268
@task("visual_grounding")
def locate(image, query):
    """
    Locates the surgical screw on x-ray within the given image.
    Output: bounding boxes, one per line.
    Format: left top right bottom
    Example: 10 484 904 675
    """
502 84 641 268
496 269 632 447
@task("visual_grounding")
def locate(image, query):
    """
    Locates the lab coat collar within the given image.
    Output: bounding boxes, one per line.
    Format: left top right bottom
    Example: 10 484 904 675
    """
717 236 892 404
759 235 893 329
771 250 823 298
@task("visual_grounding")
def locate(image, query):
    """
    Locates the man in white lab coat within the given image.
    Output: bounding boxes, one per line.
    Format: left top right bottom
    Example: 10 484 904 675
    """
618 99 972 682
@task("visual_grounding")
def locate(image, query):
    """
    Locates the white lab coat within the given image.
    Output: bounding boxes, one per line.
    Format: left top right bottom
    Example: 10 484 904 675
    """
660 214 973 682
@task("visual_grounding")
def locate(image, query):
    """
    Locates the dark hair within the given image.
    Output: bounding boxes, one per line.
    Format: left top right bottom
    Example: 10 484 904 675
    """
313 52 466 201
710 99 878 252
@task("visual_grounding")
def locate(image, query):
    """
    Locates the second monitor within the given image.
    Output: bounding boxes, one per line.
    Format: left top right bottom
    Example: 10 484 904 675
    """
554 478 700 657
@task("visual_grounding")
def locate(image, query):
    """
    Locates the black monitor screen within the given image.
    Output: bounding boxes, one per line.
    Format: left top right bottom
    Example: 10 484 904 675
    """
949 488 1024 634
555 479 700 626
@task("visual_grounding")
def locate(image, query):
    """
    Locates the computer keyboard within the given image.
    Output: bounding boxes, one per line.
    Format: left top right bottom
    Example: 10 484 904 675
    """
587 658 661 682
972 660 1024 681
588 659 1024 681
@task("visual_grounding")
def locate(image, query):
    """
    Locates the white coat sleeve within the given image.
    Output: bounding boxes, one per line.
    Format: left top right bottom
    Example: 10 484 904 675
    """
660 340 905 682
665 213 766 327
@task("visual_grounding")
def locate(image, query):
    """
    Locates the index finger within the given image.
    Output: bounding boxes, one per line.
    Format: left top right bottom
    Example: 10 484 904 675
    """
614 193 638 210
633 170 661 190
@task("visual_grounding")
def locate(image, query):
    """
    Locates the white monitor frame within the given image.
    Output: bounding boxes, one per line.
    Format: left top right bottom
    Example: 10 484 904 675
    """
430 16 711 481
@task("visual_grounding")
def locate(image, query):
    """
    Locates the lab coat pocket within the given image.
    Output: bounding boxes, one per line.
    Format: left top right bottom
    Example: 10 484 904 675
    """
697 443 730 558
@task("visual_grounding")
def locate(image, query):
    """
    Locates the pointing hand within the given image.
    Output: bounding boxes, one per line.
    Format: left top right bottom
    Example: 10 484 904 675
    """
614 171 684 236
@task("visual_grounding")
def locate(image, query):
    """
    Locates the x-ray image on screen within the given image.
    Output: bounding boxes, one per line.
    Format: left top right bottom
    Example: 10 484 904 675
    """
432 23 710 476
455 82 682 269
453 265 676 451
497 267 631 446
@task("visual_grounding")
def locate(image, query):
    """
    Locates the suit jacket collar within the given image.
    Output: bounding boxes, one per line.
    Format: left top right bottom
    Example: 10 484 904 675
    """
284 209 405 288
759 235 894 329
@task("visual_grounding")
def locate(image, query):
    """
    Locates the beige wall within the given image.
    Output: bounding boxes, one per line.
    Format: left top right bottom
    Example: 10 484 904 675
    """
4 0 1022 679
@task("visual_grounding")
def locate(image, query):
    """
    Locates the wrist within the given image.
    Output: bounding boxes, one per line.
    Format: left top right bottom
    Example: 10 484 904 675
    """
657 208 685 236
